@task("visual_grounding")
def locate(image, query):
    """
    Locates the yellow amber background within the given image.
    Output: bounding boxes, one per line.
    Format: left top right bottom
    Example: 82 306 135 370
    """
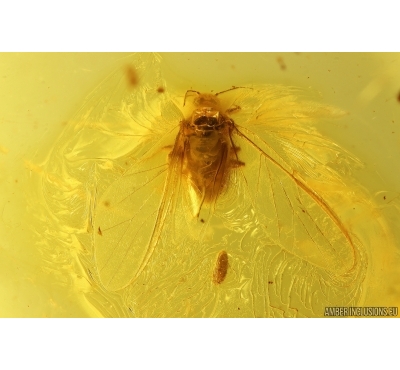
0 53 399 317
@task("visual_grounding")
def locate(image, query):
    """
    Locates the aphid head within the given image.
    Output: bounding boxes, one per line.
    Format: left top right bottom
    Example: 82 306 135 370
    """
184 91 222 110
193 93 220 110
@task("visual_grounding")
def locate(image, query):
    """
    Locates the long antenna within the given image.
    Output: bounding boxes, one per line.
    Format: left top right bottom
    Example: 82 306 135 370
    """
215 86 252 96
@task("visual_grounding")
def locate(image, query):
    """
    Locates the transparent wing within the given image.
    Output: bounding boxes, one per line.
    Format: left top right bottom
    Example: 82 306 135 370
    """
223 85 367 294
220 85 363 182
234 127 363 277
94 127 186 291
66 53 180 163
43 53 192 292
42 53 179 228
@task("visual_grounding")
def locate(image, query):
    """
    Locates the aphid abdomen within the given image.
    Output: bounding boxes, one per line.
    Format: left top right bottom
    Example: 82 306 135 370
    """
182 118 234 217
